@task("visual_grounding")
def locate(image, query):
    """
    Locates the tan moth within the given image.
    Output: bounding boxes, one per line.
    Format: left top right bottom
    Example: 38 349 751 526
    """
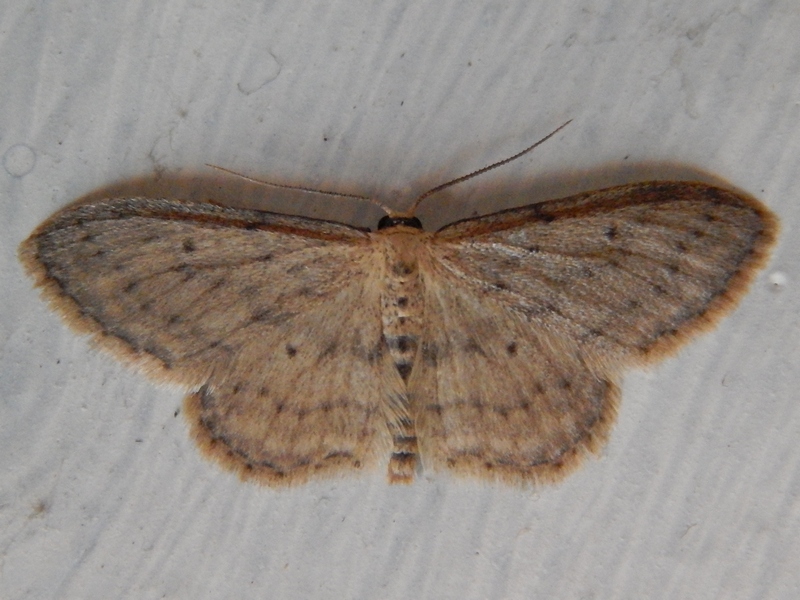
19 125 778 486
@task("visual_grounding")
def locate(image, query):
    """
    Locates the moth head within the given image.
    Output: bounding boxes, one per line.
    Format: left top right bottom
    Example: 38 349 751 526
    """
376 215 424 230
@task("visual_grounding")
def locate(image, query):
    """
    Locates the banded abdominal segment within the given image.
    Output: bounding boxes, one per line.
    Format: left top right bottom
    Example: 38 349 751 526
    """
377 225 428 482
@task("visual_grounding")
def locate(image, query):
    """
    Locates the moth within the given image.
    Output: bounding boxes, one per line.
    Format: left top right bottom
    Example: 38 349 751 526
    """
19 126 778 486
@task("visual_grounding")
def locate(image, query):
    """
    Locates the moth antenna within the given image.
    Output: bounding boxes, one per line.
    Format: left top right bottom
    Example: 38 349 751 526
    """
405 119 573 216
206 164 398 217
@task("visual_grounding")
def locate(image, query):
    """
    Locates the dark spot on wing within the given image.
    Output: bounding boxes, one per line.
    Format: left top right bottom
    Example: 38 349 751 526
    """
285 344 297 357
182 238 196 252
297 286 316 297
318 341 338 360
652 284 667 295
464 337 485 356
251 308 273 323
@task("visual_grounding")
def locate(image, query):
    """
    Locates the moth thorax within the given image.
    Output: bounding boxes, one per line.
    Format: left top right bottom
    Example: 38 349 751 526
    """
380 239 424 383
